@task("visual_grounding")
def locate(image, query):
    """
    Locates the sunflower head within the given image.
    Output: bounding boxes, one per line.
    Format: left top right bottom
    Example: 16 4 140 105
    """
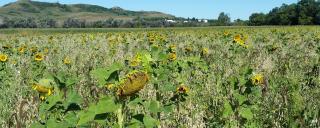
251 74 264 86
32 84 54 100
234 34 242 42
201 48 209 56
63 57 71 65
185 46 192 52
168 52 177 61
0 54 8 62
117 71 149 97
34 53 44 61
176 85 189 94
224 31 230 36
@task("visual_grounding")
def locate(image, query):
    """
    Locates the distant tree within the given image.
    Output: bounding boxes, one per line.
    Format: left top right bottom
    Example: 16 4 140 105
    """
233 19 248 26
217 12 231 26
39 18 57 28
63 18 85 28
249 13 266 26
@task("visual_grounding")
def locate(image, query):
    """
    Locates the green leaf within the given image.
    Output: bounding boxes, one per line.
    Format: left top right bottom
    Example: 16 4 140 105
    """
149 100 160 113
239 107 253 120
90 63 121 87
222 101 233 118
64 112 78 127
128 98 143 109
30 122 45 128
143 116 158 128
45 93 62 110
95 96 119 114
77 103 96 125
64 90 83 108
234 93 247 105
46 118 66 128
90 68 110 86
163 104 174 114
66 76 78 87
55 71 66 83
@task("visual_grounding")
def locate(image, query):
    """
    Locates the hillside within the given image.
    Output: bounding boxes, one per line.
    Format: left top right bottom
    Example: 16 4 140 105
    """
0 0 175 22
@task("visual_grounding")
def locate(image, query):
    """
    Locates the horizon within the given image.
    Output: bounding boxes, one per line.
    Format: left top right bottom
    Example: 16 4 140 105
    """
0 0 297 20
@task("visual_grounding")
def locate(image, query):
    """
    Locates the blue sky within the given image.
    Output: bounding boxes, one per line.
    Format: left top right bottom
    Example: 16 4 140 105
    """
0 0 297 20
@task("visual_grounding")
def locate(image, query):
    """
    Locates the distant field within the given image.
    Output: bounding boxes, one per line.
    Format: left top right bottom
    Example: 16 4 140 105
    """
0 27 319 127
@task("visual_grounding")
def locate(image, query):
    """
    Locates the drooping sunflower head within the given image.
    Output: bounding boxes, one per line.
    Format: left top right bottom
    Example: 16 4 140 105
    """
34 53 44 61
251 74 264 86
0 54 8 62
32 83 54 100
117 71 149 97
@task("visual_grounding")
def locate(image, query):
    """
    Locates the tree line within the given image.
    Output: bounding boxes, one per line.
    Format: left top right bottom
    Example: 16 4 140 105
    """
0 0 319 28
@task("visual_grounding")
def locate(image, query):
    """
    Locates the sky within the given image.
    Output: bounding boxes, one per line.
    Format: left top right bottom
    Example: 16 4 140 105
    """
0 0 298 20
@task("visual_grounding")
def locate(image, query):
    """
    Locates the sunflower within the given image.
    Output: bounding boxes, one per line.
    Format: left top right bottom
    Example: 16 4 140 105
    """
0 54 8 62
63 57 71 65
35 53 44 61
176 85 189 94
18 46 26 53
251 74 264 85
168 52 177 61
169 45 176 53
201 48 209 56
224 31 230 36
185 46 192 52
117 71 149 97
32 84 54 100
130 54 142 67
234 34 242 42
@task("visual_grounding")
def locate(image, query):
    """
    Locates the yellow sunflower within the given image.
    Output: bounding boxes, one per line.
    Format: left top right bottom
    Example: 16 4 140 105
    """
63 57 71 65
0 54 8 62
35 53 44 61
168 52 177 61
176 85 189 94
251 74 264 85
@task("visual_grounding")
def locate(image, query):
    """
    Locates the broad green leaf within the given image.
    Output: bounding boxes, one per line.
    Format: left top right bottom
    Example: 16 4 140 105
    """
163 104 174 114
90 63 121 87
128 98 143 109
239 107 253 120
234 93 247 105
95 96 119 114
29 122 45 128
77 103 96 125
222 101 233 118
65 112 78 126
64 90 83 108
143 116 158 128
149 100 160 113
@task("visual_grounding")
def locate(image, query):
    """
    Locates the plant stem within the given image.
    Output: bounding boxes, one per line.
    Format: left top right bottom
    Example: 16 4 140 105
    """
117 104 124 128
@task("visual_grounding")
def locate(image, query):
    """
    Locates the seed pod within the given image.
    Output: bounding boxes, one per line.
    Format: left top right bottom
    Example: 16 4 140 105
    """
117 71 149 97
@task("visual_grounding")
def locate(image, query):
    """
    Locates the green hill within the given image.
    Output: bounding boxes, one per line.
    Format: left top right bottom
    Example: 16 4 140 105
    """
0 0 175 22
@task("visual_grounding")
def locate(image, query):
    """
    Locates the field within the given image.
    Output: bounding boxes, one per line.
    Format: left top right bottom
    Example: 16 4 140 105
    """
0 27 319 127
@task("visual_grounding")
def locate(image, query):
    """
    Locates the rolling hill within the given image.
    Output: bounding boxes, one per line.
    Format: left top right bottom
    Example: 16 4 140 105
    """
0 0 176 23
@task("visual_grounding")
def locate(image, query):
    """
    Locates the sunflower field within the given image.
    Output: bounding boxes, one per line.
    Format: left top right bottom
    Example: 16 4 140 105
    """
0 27 319 127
